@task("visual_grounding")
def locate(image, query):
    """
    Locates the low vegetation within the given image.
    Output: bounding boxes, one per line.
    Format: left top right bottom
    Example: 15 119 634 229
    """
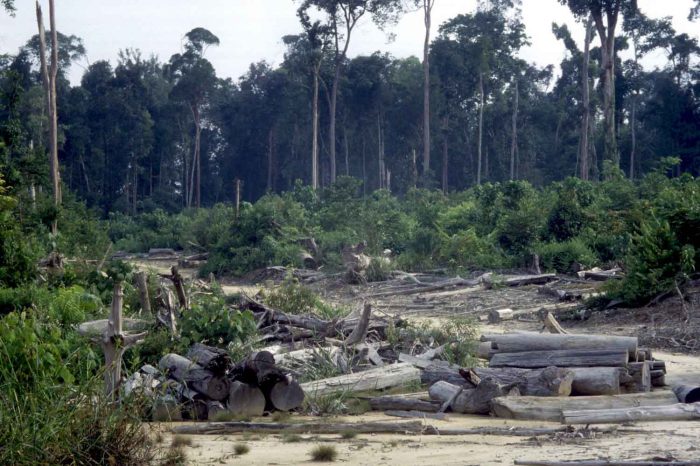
310 445 338 462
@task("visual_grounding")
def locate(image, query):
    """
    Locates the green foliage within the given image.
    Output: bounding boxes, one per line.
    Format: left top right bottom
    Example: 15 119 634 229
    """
537 239 597 273
310 445 338 462
395 317 479 367
179 293 257 349
260 276 347 320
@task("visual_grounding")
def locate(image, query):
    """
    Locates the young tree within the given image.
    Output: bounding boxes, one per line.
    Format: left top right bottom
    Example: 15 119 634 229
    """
35 0 60 235
2 0 14 14
168 28 219 208
296 0 402 184
559 0 638 168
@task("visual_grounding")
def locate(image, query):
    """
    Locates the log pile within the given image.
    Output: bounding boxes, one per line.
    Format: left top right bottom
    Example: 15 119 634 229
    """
127 344 305 421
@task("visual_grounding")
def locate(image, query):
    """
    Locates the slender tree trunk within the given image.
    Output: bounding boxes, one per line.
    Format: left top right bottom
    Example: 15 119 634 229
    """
267 128 274 191
441 136 448 194
344 125 350 176
412 148 418 189
477 72 484 185
422 0 434 178
591 7 620 168
510 78 519 180
188 104 201 208
362 135 367 196
377 113 384 189
579 15 592 180
312 64 320 189
630 97 636 180
36 0 60 234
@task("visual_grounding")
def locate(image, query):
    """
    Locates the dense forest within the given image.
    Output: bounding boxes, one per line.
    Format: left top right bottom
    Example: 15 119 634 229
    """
1 0 698 214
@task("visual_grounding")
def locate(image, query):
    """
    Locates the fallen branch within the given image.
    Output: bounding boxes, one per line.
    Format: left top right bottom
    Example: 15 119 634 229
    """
172 420 424 435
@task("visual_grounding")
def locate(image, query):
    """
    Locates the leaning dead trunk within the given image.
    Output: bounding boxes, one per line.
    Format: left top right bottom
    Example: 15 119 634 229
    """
159 353 230 401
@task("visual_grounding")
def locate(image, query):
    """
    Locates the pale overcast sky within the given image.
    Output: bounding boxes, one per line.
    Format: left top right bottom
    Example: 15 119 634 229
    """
0 0 697 85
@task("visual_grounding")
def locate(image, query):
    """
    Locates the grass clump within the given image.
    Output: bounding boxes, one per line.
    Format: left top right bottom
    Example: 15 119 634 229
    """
171 435 193 448
310 445 338 462
340 431 357 439
233 443 250 455
282 434 304 443
271 410 292 422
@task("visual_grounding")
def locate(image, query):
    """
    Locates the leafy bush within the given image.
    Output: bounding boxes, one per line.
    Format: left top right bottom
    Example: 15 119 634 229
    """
260 277 347 320
537 239 597 274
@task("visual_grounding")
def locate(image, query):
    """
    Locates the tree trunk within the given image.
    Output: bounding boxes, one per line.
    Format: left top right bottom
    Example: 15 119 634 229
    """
173 420 424 435
477 72 484 185
370 395 440 413
267 127 274 192
227 381 266 417
510 78 519 180
312 65 320 189
344 124 350 176
473 367 574 397
592 7 619 167
35 0 60 235
630 94 637 179
422 0 434 177
329 65 340 184
569 367 621 395
134 271 151 315
491 391 679 422
159 353 230 401
481 332 637 356
579 15 592 180
441 120 448 193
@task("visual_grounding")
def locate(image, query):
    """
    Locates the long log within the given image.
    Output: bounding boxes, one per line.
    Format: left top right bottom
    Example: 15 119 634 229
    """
429 380 516 415
344 303 371 345
481 332 637 356
421 365 470 387
159 353 230 401
369 395 441 413
242 295 335 335
563 402 700 424
490 349 629 369
384 410 449 421
300 363 420 396
491 391 679 422
483 273 557 288
472 367 574 397
569 367 621 395
172 420 425 435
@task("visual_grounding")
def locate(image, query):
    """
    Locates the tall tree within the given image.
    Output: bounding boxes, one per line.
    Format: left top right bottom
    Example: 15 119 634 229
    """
35 0 60 235
419 0 435 180
296 0 402 184
168 28 219 208
559 0 638 168
2 0 14 14
579 16 593 180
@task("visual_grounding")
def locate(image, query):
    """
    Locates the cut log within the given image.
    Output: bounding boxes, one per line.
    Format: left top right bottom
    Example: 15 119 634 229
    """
384 410 449 421
622 362 650 393
369 395 440 413
453 378 518 414
490 391 679 422
269 378 305 411
650 370 665 387
159 353 230 401
481 332 637 356
366 275 487 298
228 381 266 417
186 343 232 375
650 360 666 374
148 248 177 258
428 380 463 404
477 341 496 360
569 367 621 396
543 312 568 334
483 273 556 288
471 367 573 397
300 363 420 396
576 267 622 280
563 402 700 424
421 365 469 387
172 420 424 435
206 401 228 420
490 349 629 369
487 308 515 324
242 295 335 335
674 385 700 403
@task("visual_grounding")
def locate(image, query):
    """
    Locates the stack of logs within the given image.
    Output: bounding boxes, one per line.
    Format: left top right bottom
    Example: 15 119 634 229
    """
147 344 304 421
367 330 686 424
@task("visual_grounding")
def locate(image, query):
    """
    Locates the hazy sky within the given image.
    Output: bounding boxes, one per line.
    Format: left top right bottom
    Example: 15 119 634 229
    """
1 0 697 85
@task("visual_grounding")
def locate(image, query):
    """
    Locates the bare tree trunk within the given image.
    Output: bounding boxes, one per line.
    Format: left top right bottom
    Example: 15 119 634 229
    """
36 0 60 235
362 135 367 195
312 65 320 189
441 117 448 193
344 124 350 176
267 128 274 191
510 78 519 180
330 66 340 184
422 0 435 178
412 148 418 189
579 15 592 180
477 72 484 185
630 96 636 179
377 114 385 190
591 7 620 168
188 104 201 208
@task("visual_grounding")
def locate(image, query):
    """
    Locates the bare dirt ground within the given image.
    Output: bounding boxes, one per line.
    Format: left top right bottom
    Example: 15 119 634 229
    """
135 260 700 465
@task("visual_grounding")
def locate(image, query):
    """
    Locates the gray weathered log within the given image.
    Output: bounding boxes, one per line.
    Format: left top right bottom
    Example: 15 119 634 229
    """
674 385 700 403
421 365 470 387
300 363 420 396
453 378 518 414
134 271 151 315
369 395 441 413
269 378 305 411
228 381 266 417
490 349 629 369
491 391 679 422
159 353 230 401
483 273 556 288
516 460 700 466
563 402 700 424
569 367 621 395
242 295 335 335
472 367 574 397
384 410 449 421
622 362 650 393
172 420 425 435
481 332 637 356
344 303 372 345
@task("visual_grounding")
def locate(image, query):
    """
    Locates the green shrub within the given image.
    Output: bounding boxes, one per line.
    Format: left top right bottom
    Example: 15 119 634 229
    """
310 445 338 462
260 277 347 319
537 239 597 274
